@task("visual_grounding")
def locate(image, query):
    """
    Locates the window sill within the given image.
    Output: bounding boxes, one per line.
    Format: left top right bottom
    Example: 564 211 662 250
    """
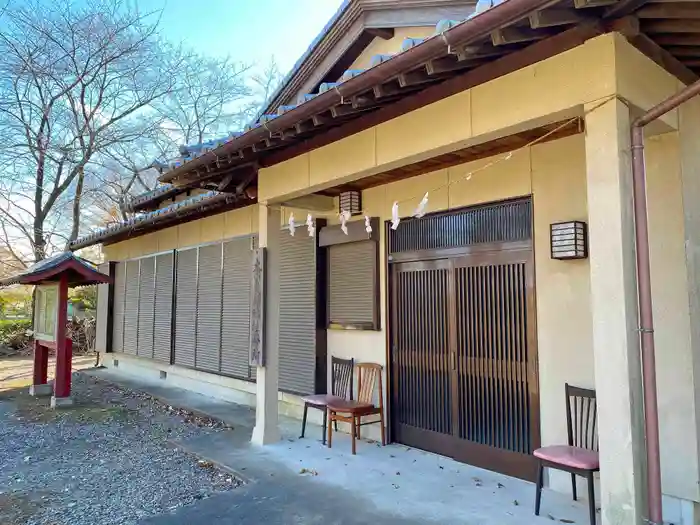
328 322 378 331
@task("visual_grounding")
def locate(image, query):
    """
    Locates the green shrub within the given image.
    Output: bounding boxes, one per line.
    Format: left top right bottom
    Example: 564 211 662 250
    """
0 319 32 349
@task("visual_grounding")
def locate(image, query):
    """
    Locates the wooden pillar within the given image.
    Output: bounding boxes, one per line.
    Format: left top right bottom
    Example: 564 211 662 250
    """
51 275 73 408
29 340 51 396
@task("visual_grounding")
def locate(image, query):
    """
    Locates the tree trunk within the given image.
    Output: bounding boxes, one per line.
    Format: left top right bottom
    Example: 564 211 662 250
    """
67 166 86 249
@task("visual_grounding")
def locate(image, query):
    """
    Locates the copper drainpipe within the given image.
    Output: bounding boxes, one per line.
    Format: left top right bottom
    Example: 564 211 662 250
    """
631 77 700 525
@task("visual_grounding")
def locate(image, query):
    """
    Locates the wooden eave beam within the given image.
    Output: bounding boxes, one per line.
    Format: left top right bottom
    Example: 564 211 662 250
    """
640 19 700 32
603 0 652 18
612 15 699 83
491 26 552 45
529 8 591 28
427 56 484 75
366 27 394 40
637 2 700 18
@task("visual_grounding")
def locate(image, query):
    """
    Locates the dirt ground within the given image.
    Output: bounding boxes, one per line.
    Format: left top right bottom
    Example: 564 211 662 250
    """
0 358 240 525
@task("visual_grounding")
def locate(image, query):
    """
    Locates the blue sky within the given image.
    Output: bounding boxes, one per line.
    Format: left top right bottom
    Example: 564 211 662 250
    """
143 0 346 74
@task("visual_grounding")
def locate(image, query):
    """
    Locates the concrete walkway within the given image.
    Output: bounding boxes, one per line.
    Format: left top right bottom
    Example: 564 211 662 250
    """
88 368 593 525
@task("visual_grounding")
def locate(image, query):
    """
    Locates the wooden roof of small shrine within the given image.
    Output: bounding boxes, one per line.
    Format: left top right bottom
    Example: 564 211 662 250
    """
0 253 111 287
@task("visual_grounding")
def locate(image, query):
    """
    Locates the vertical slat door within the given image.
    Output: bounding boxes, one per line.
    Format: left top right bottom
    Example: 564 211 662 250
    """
174 248 198 367
137 257 156 359
221 237 254 379
123 260 140 355
391 260 453 456
278 231 317 395
195 244 223 372
112 262 126 353
153 252 174 363
452 249 537 479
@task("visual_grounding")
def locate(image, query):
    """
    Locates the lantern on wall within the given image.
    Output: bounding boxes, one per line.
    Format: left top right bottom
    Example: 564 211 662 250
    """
550 221 588 260
339 190 362 216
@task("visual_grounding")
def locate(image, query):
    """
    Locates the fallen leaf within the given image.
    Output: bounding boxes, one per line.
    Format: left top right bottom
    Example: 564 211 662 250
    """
497 483 505 489
547 514 556 521
559 519 575 524
396 471 401 476
513 500 519 506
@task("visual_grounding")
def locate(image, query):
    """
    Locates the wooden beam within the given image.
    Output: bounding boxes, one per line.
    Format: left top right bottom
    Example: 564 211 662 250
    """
625 31 698 83
681 59 700 67
654 34 700 46
574 0 617 7
366 27 394 40
491 27 550 46
427 56 482 75
641 19 700 32
604 0 652 17
295 120 316 134
457 44 508 60
398 68 440 87
529 9 590 28
312 114 332 126
637 2 700 17
666 46 700 56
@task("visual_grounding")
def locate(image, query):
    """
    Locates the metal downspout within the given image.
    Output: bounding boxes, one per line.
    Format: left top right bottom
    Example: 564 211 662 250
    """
630 77 700 525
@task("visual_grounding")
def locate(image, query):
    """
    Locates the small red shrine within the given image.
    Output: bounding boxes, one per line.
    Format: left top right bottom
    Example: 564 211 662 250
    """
0 253 111 407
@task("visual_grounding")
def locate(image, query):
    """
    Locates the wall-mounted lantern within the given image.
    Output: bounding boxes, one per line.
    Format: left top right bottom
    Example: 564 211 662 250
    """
550 221 588 260
339 190 362 216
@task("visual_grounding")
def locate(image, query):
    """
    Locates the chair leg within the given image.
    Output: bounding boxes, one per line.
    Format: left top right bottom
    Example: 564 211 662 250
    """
379 407 386 446
334 420 338 432
534 463 544 516
587 472 596 525
322 407 328 445
351 416 357 455
300 404 308 439
327 411 333 448
571 472 578 501
356 417 361 440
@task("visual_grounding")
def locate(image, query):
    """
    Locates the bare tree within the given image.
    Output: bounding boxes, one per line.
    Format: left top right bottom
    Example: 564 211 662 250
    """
0 0 183 262
156 54 253 149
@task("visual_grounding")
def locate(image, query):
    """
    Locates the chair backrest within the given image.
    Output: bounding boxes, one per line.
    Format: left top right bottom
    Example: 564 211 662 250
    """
331 356 354 399
565 383 598 451
357 362 383 407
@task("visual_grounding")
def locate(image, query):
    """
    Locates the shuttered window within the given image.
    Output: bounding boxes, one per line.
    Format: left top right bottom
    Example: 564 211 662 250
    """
109 235 255 380
195 244 222 372
278 231 318 395
328 240 379 330
175 248 198 367
137 257 156 359
221 237 254 379
112 263 126 353
123 260 140 354
153 253 174 363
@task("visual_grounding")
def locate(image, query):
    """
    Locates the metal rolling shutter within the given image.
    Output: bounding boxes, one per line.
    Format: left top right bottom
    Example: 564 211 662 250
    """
137 257 156 359
329 241 377 328
221 236 253 379
112 262 126 353
175 248 198 367
195 244 223 372
123 260 140 355
278 231 317 395
153 252 174 363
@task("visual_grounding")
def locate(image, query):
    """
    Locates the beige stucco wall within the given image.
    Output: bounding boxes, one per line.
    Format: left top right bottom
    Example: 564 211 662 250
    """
103 205 259 261
348 26 438 72
257 31 699 507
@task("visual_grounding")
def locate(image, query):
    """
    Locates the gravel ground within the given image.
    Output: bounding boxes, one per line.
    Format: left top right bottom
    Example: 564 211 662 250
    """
0 372 242 525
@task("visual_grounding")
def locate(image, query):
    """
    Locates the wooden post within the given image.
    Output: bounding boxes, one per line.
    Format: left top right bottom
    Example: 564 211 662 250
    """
51 275 73 408
29 340 51 397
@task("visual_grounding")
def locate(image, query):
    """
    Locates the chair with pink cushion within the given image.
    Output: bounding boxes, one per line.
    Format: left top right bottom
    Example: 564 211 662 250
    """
534 384 598 525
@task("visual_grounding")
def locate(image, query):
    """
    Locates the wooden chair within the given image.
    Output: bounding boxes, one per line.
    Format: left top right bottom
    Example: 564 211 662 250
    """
534 384 599 525
327 362 386 455
299 356 353 445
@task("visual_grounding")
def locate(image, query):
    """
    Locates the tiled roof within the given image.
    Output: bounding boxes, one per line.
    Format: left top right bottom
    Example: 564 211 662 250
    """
157 2 500 179
70 190 230 251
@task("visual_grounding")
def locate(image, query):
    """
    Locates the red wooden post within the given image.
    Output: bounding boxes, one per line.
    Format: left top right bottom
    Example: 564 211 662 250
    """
51 275 73 407
29 340 51 397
